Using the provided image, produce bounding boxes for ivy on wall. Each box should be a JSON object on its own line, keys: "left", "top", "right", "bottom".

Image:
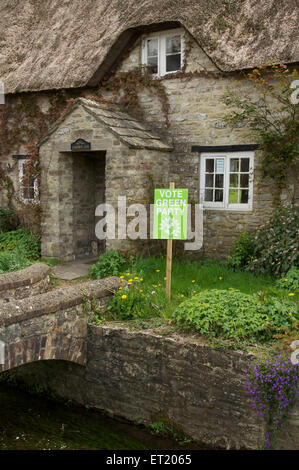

{"left": 222, "top": 64, "right": 299, "bottom": 206}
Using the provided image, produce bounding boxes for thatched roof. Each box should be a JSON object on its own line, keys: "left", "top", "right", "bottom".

{"left": 1, "top": 0, "right": 298, "bottom": 94}
{"left": 38, "top": 98, "right": 173, "bottom": 151}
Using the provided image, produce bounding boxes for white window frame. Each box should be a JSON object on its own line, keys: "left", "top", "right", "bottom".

{"left": 199, "top": 151, "right": 254, "bottom": 211}
{"left": 18, "top": 159, "right": 39, "bottom": 202}
{"left": 141, "top": 28, "right": 185, "bottom": 78}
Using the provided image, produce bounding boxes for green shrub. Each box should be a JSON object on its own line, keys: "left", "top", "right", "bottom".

{"left": 276, "top": 267, "right": 299, "bottom": 293}
{"left": 263, "top": 296, "right": 298, "bottom": 330}
{"left": 0, "top": 229, "right": 41, "bottom": 260}
{"left": 229, "top": 207, "right": 298, "bottom": 277}
{"left": 172, "top": 289, "right": 270, "bottom": 341}
{"left": 248, "top": 207, "right": 298, "bottom": 277}
{"left": 106, "top": 285, "right": 160, "bottom": 320}
{"left": 0, "top": 206, "right": 18, "bottom": 232}
{"left": 228, "top": 231, "right": 255, "bottom": 270}
{"left": 0, "top": 248, "right": 31, "bottom": 274}
{"left": 89, "top": 250, "right": 128, "bottom": 279}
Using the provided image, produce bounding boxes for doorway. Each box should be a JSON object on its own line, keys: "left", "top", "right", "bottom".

{"left": 72, "top": 151, "right": 105, "bottom": 258}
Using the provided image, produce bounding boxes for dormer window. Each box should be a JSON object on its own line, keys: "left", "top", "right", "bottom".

{"left": 142, "top": 29, "right": 185, "bottom": 77}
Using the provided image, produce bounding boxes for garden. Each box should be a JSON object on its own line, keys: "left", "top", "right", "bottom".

{"left": 0, "top": 205, "right": 298, "bottom": 448}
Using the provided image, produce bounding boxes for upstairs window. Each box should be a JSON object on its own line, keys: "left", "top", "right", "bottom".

{"left": 142, "top": 29, "right": 184, "bottom": 77}
{"left": 199, "top": 151, "right": 254, "bottom": 211}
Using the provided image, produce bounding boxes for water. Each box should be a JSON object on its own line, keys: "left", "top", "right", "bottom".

{"left": 0, "top": 384, "right": 209, "bottom": 450}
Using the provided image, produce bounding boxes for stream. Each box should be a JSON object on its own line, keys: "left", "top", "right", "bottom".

{"left": 0, "top": 383, "right": 211, "bottom": 450}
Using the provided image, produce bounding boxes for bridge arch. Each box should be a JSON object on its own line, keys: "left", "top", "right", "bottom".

{"left": 0, "top": 275, "right": 121, "bottom": 372}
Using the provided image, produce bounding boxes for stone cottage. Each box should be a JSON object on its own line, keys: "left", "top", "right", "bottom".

{"left": 0, "top": 0, "right": 298, "bottom": 260}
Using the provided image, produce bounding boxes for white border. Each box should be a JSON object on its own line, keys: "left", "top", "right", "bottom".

{"left": 199, "top": 151, "right": 254, "bottom": 211}
{"left": 141, "top": 28, "right": 185, "bottom": 77}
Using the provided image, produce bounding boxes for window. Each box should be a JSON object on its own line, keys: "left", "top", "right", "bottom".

{"left": 18, "top": 159, "right": 38, "bottom": 201}
{"left": 200, "top": 151, "right": 254, "bottom": 210}
{"left": 142, "top": 29, "right": 184, "bottom": 77}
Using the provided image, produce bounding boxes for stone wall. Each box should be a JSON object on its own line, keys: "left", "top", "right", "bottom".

{"left": 5, "top": 325, "right": 263, "bottom": 449}
{"left": 0, "top": 263, "right": 51, "bottom": 301}
{"left": 5, "top": 323, "right": 299, "bottom": 449}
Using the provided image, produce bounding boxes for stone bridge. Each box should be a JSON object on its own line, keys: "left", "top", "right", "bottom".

{"left": 0, "top": 268, "right": 121, "bottom": 372}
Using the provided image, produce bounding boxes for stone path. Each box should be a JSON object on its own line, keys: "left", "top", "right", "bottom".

{"left": 52, "top": 257, "right": 98, "bottom": 280}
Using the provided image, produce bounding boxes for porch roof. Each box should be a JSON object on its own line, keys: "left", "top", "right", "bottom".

{"left": 38, "top": 98, "right": 173, "bottom": 152}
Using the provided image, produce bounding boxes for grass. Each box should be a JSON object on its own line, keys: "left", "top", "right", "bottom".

{"left": 97, "top": 255, "right": 296, "bottom": 322}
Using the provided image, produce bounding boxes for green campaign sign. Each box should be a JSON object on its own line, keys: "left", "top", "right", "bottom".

{"left": 153, "top": 188, "right": 188, "bottom": 240}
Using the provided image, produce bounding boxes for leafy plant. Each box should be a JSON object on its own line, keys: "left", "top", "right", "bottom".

{"left": 88, "top": 250, "right": 128, "bottom": 279}
{"left": 244, "top": 356, "right": 299, "bottom": 448}
{"left": 0, "top": 206, "right": 18, "bottom": 232}
{"left": 106, "top": 283, "right": 163, "bottom": 321}
{"left": 228, "top": 231, "right": 255, "bottom": 270}
{"left": 276, "top": 267, "right": 299, "bottom": 293}
{"left": 0, "top": 228, "right": 41, "bottom": 260}
{"left": 263, "top": 297, "right": 298, "bottom": 330}
{"left": 172, "top": 288, "right": 270, "bottom": 342}
{"left": 81, "top": 292, "right": 105, "bottom": 325}
{"left": 248, "top": 206, "right": 298, "bottom": 277}
{"left": 222, "top": 64, "right": 299, "bottom": 204}
{"left": 0, "top": 248, "right": 31, "bottom": 274}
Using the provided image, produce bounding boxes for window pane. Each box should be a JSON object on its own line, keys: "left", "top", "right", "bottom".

{"left": 205, "top": 189, "right": 213, "bottom": 202}
{"left": 166, "top": 35, "right": 181, "bottom": 54}
{"left": 166, "top": 54, "right": 181, "bottom": 72}
{"left": 215, "top": 174, "right": 223, "bottom": 188}
{"left": 215, "top": 189, "right": 223, "bottom": 202}
{"left": 147, "top": 56, "right": 158, "bottom": 74}
{"left": 229, "top": 189, "right": 239, "bottom": 203}
{"left": 230, "top": 158, "right": 239, "bottom": 172}
{"left": 215, "top": 158, "right": 224, "bottom": 173}
{"left": 229, "top": 174, "right": 238, "bottom": 188}
{"left": 240, "top": 174, "right": 249, "bottom": 188}
{"left": 240, "top": 189, "right": 249, "bottom": 203}
{"left": 23, "top": 183, "right": 35, "bottom": 200}
{"left": 240, "top": 158, "right": 250, "bottom": 172}
{"left": 205, "top": 174, "right": 214, "bottom": 187}
{"left": 147, "top": 39, "right": 158, "bottom": 57}
{"left": 206, "top": 159, "right": 214, "bottom": 173}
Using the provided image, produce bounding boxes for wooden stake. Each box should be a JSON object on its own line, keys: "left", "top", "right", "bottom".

{"left": 166, "top": 182, "right": 175, "bottom": 299}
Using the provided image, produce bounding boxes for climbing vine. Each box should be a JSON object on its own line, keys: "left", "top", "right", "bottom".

{"left": 222, "top": 64, "right": 299, "bottom": 206}
{"left": 99, "top": 67, "right": 170, "bottom": 126}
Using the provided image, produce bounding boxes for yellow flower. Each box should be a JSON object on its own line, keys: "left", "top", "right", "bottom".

{"left": 140, "top": 278, "right": 143, "bottom": 281}
{"left": 180, "top": 294, "right": 184, "bottom": 298}
{"left": 289, "top": 312, "right": 293, "bottom": 316}
{"left": 288, "top": 293, "right": 295, "bottom": 296}
{"left": 140, "top": 289, "right": 143, "bottom": 293}
{"left": 134, "top": 276, "right": 139, "bottom": 280}
{"left": 121, "top": 294, "right": 127, "bottom": 299}
{"left": 193, "top": 290, "right": 197, "bottom": 294}
{"left": 158, "top": 283, "right": 162, "bottom": 287}
{"left": 126, "top": 272, "right": 130, "bottom": 276}
{"left": 191, "top": 280, "right": 195, "bottom": 283}
{"left": 284, "top": 279, "right": 288, "bottom": 282}
{"left": 119, "top": 286, "right": 122, "bottom": 290}
{"left": 164, "top": 277, "right": 167, "bottom": 281}
{"left": 219, "top": 276, "right": 223, "bottom": 280}
{"left": 120, "top": 275, "right": 125, "bottom": 279}
{"left": 156, "top": 269, "right": 160, "bottom": 272}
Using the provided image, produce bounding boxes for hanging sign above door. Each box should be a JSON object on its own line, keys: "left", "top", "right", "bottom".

{"left": 71, "top": 138, "right": 91, "bottom": 151}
